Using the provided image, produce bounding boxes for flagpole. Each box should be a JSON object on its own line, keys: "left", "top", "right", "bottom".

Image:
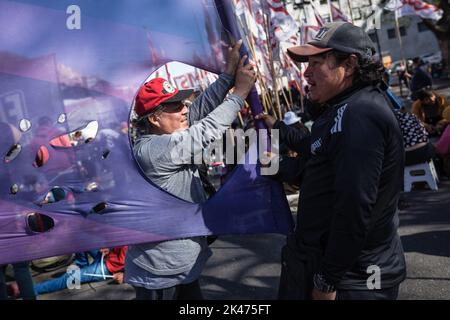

{"left": 394, "top": 8, "right": 407, "bottom": 66}
{"left": 346, "top": 0, "right": 354, "bottom": 22}
{"left": 240, "top": 0, "right": 272, "bottom": 110}
{"left": 241, "top": 21, "right": 273, "bottom": 115}
{"left": 327, "top": 0, "right": 334, "bottom": 22}
{"left": 237, "top": 108, "right": 244, "bottom": 128}
{"left": 299, "top": 83, "right": 305, "bottom": 113}
{"left": 368, "top": 0, "right": 383, "bottom": 61}
{"left": 234, "top": 9, "right": 272, "bottom": 115}
{"left": 263, "top": 11, "right": 282, "bottom": 120}
{"left": 279, "top": 79, "right": 292, "bottom": 111}
{"left": 287, "top": 82, "right": 294, "bottom": 106}
{"left": 373, "top": 29, "right": 383, "bottom": 62}
{"left": 214, "top": 0, "right": 267, "bottom": 131}
{"left": 164, "top": 63, "right": 173, "bottom": 85}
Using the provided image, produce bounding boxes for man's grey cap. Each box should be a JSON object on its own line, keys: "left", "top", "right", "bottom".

{"left": 287, "top": 22, "right": 376, "bottom": 62}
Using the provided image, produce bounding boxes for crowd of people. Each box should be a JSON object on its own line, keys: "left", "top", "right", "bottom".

{"left": 390, "top": 56, "right": 437, "bottom": 100}
{"left": 2, "top": 21, "right": 450, "bottom": 301}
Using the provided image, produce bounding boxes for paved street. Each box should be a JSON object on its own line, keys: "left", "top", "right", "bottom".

{"left": 397, "top": 181, "right": 450, "bottom": 299}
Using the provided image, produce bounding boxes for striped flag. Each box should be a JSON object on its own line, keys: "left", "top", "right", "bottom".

{"left": 267, "top": 0, "right": 300, "bottom": 56}
{"left": 330, "top": 3, "right": 352, "bottom": 23}
{"left": 311, "top": 1, "right": 326, "bottom": 27}
{"left": 298, "top": 2, "right": 325, "bottom": 45}
{"left": 233, "top": 0, "right": 274, "bottom": 88}
{"left": 385, "top": 0, "right": 443, "bottom": 21}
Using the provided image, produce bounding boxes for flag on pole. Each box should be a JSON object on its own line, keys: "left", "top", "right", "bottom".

{"left": 267, "top": 0, "right": 300, "bottom": 70}
{"left": 233, "top": 0, "right": 274, "bottom": 88}
{"left": 311, "top": 1, "right": 326, "bottom": 27}
{"left": 361, "top": 3, "right": 384, "bottom": 32}
{"left": 233, "top": 0, "right": 300, "bottom": 88}
{"left": 385, "top": 0, "right": 443, "bottom": 21}
{"left": 293, "top": 2, "right": 326, "bottom": 92}
{"left": 330, "top": 3, "right": 352, "bottom": 22}
{"left": 299, "top": 1, "right": 325, "bottom": 44}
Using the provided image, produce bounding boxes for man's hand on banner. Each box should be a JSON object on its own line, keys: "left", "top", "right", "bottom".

{"left": 255, "top": 113, "right": 277, "bottom": 129}
{"left": 225, "top": 39, "right": 243, "bottom": 76}
{"left": 233, "top": 56, "right": 257, "bottom": 100}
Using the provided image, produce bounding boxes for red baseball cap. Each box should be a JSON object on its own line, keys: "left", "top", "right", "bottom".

{"left": 135, "top": 78, "right": 193, "bottom": 118}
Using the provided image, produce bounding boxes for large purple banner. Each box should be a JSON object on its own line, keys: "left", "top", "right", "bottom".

{"left": 0, "top": 0, "right": 293, "bottom": 265}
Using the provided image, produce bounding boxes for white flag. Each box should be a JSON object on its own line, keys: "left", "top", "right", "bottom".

{"left": 267, "top": 0, "right": 299, "bottom": 48}
{"left": 385, "top": 0, "right": 443, "bottom": 21}
{"left": 233, "top": 0, "right": 274, "bottom": 88}
{"left": 361, "top": 4, "right": 384, "bottom": 31}
{"left": 331, "top": 3, "right": 351, "bottom": 23}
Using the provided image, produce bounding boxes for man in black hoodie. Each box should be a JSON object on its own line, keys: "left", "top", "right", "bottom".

{"left": 257, "top": 22, "right": 406, "bottom": 300}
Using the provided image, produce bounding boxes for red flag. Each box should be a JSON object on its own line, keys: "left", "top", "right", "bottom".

{"left": 331, "top": 3, "right": 352, "bottom": 23}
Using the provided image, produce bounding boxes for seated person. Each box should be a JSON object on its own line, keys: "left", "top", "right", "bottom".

{"left": 435, "top": 124, "right": 450, "bottom": 177}
{"left": 9, "top": 247, "right": 127, "bottom": 297}
{"left": 393, "top": 109, "right": 435, "bottom": 166}
{"left": 411, "top": 90, "right": 450, "bottom": 136}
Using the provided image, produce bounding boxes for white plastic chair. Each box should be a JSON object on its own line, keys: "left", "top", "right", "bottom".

{"left": 404, "top": 160, "right": 439, "bottom": 192}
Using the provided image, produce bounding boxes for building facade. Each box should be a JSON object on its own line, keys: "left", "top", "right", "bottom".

{"left": 286, "top": 0, "right": 441, "bottom": 64}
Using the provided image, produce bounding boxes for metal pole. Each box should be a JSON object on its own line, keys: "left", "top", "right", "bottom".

{"left": 368, "top": 0, "right": 382, "bottom": 60}
{"left": 346, "top": 0, "right": 354, "bottom": 22}
{"left": 374, "top": 29, "right": 383, "bottom": 61}
{"left": 394, "top": 8, "right": 406, "bottom": 66}
{"left": 327, "top": 0, "right": 333, "bottom": 22}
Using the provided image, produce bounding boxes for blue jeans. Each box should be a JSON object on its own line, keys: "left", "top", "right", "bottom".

{"left": 0, "top": 262, "right": 36, "bottom": 300}
{"left": 34, "top": 251, "right": 111, "bottom": 295}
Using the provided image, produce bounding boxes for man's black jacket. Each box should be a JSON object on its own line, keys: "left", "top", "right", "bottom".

{"left": 275, "top": 84, "right": 407, "bottom": 290}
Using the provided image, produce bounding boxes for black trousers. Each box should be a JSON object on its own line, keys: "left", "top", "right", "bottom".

{"left": 278, "top": 234, "right": 401, "bottom": 301}
{"left": 337, "top": 285, "right": 399, "bottom": 300}
{"left": 405, "top": 143, "right": 435, "bottom": 166}
{"left": 134, "top": 280, "right": 203, "bottom": 300}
